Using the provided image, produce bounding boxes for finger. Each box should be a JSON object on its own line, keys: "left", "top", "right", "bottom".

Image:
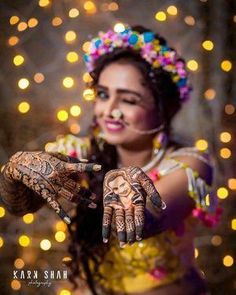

{"left": 17, "top": 165, "right": 71, "bottom": 224}
{"left": 132, "top": 168, "right": 163, "bottom": 209}
{"left": 125, "top": 207, "right": 135, "bottom": 244}
{"left": 48, "top": 152, "right": 75, "bottom": 162}
{"left": 102, "top": 206, "right": 113, "bottom": 243}
{"left": 57, "top": 180, "right": 97, "bottom": 208}
{"left": 134, "top": 204, "right": 145, "bottom": 241}
{"left": 115, "top": 208, "right": 126, "bottom": 247}
{"left": 64, "top": 162, "right": 102, "bottom": 173}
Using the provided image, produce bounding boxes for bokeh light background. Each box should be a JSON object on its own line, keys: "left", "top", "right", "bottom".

{"left": 0, "top": 0, "right": 235, "bottom": 294}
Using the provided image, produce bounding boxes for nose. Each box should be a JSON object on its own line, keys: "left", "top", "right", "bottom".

{"left": 103, "top": 94, "right": 118, "bottom": 118}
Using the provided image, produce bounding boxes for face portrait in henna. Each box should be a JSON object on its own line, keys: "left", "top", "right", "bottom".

{"left": 106, "top": 171, "right": 134, "bottom": 209}
{"left": 102, "top": 166, "right": 165, "bottom": 247}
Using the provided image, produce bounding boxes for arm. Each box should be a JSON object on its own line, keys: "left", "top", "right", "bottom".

{"left": 145, "top": 154, "right": 213, "bottom": 234}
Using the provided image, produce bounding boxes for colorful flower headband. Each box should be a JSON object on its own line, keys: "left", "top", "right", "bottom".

{"left": 84, "top": 26, "right": 192, "bottom": 102}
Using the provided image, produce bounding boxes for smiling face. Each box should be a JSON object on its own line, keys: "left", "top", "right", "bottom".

{"left": 108, "top": 175, "right": 132, "bottom": 198}
{"left": 94, "top": 62, "right": 161, "bottom": 148}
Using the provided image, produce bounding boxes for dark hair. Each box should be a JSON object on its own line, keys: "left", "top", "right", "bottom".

{"left": 67, "top": 25, "right": 183, "bottom": 295}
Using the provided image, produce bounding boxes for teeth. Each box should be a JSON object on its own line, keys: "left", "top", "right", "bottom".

{"left": 106, "top": 123, "right": 123, "bottom": 130}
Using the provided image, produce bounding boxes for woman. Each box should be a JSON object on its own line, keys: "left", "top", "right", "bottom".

{"left": 0, "top": 25, "right": 220, "bottom": 295}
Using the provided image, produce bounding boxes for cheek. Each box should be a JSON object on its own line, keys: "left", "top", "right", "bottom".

{"left": 125, "top": 107, "right": 151, "bottom": 125}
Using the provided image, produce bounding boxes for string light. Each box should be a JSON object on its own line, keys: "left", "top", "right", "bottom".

{"left": 11, "top": 280, "right": 21, "bottom": 290}
{"left": 59, "top": 290, "right": 71, "bottom": 295}
{"left": 0, "top": 207, "right": 6, "bottom": 218}
{"left": 64, "top": 31, "right": 77, "bottom": 43}
{"left": 17, "top": 22, "right": 28, "bottom": 31}
{"left": 28, "top": 18, "right": 38, "bottom": 28}
{"left": 187, "top": 59, "right": 199, "bottom": 71}
{"left": 83, "top": 72, "right": 93, "bottom": 83}
{"left": 55, "top": 231, "right": 66, "bottom": 242}
{"left": 217, "top": 187, "right": 229, "bottom": 199}
{"left": 40, "top": 239, "right": 51, "bottom": 250}
{"left": 228, "top": 179, "right": 236, "bottom": 190}
{"left": 66, "top": 51, "right": 79, "bottom": 63}
{"left": 83, "top": 88, "right": 95, "bottom": 101}
{"left": 194, "top": 248, "right": 199, "bottom": 258}
{"left": 0, "top": 236, "right": 4, "bottom": 248}
{"left": 223, "top": 255, "right": 234, "bottom": 267}
{"left": 52, "top": 17, "right": 63, "bottom": 26}
{"left": 10, "top": 16, "right": 20, "bottom": 25}
{"left": 70, "top": 123, "right": 81, "bottom": 134}
{"left": 221, "top": 60, "right": 232, "bottom": 72}
{"left": 224, "top": 104, "right": 235, "bottom": 115}
{"left": 184, "top": 16, "right": 195, "bottom": 26}
{"left": 211, "top": 235, "right": 222, "bottom": 246}
{"left": 22, "top": 213, "right": 34, "bottom": 224}
{"left": 57, "top": 110, "right": 69, "bottom": 122}
{"left": 155, "top": 11, "right": 167, "bottom": 21}
{"left": 114, "top": 23, "right": 125, "bottom": 33}
{"left": 14, "top": 258, "right": 25, "bottom": 269}
{"left": 18, "top": 235, "right": 31, "bottom": 247}
{"left": 18, "top": 78, "right": 30, "bottom": 90}
{"left": 63, "top": 77, "right": 74, "bottom": 88}
{"left": 13, "top": 55, "right": 24, "bottom": 66}
{"left": 38, "top": 0, "right": 50, "bottom": 7}
{"left": 8, "top": 36, "right": 19, "bottom": 46}
{"left": 204, "top": 88, "right": 216, "bottom": 100}
{"left": 220, "top": 132, "right": 231, "bottom": 143}
{"left": 220, "top": 148, "right": 231, "bottom": 159}
{"left": 195, "top": 139, "right": 208, "bottom": 151}
{"left": 34, "top": 73, "right": 45, "bottom": 83}
{"left": 231, "top": 219, "right": 236, "bottom": 230}
{"left": 70, "top": 105, "right": 81, "bottom": 117}
{"left": 167, "top": 6, "right": 178, "bottom": 16}
{"left": 82, "top": 41, "right": 91, "bottom": 53}
{"left": 55, "top": 221, "right": 67, "bottom": 232}
{"left": 18, "top": 101, "right": 30, "bottom": 114}
{"left": 84, "top": 1, "right": 97, "bottom": 14}
{"left": 69, "top": 8, "right": 80, "bottom": 18}
{"left": 202, "top": 40, "right": 214, "bottom": 51}
{"left": 108, "top": 2, "right": 119, "bottom": 11}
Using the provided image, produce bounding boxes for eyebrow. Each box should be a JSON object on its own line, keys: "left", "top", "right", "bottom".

{"left": 96, "top": 84, "right": 143, "bottom": 100}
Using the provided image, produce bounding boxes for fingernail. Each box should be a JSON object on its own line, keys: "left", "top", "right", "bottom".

{"left": 103, "top": 238, "right": 108, "bottom": 243}
{"left": 136, "top": 236, "right": 142, "bottom": 241}
{"left": 63, "top": 216, "right": 71, "bottom": 224}
{"left": 93, "top": 164, "right": 102, "bottom": 171}
{"left": 120, "top": 242, "right": 126, "bottom": 248}
{"left": 79, "top": 158, "right": 88, "bottom": 163}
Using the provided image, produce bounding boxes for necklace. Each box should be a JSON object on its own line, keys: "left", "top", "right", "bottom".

{"left": 117, "top": 132, "right": 169, "bottom": 173}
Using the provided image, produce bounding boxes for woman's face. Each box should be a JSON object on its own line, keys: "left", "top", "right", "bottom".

{"left": 94, "top": 62, "right": 161, "bottom": 148}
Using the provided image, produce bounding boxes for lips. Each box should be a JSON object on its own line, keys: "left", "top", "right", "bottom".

{"left": 104, "top": 119, "right": 125, "bottom": 132}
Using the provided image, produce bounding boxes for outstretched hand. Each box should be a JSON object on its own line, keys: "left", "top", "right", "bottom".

{"left": 3, "top": 151, "right": 101, "bottom": 224}
{"left": 102, "top": 166, "right": 165, "bottom": 247}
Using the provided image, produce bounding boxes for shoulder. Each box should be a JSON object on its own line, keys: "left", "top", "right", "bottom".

{"left": 45, "top": 134, "right": 91, "bottom": 159}
{"left": 161, "top": 146, "right": 213, "bottom": 185}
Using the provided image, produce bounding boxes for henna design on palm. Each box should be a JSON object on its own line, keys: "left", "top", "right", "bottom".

{"left": 102, "top": 167, "right": 164, "bottom": 247}
{"left": 3, "top": 151, "right": 101, "bottom": 224}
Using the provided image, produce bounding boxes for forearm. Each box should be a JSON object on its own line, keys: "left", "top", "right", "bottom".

{"left": 0, "top": 166, "right": 46, "bottom": 216}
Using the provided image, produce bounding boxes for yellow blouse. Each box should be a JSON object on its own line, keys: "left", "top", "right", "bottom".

{"left": 46, "top": 134, "right": 217, "bottom": 294}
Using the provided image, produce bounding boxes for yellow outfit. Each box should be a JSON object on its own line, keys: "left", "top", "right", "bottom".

{"left": 46, "top": 134, "right": 217, "bottom": 294}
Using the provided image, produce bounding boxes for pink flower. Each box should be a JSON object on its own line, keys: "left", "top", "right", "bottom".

{"left": 150, "top": 267, "right": 167, "bottom": 280}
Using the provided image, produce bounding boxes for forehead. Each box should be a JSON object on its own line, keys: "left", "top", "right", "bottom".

{"left": 98, "top": 63, "right": 146, "bottom": 91}
{"left": 109, "top": 175, "right": 126, "bottom": 185}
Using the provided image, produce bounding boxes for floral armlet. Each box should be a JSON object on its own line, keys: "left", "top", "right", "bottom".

{"left": 148, "top": 157, "right": 222, "bottom": 227}
{"left": 45, "top": 134, "right": 91, "bottom": 159}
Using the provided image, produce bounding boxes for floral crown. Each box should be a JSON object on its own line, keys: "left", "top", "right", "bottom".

{"left": 84, "top": 26, "right": 192, "bottom": 102}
